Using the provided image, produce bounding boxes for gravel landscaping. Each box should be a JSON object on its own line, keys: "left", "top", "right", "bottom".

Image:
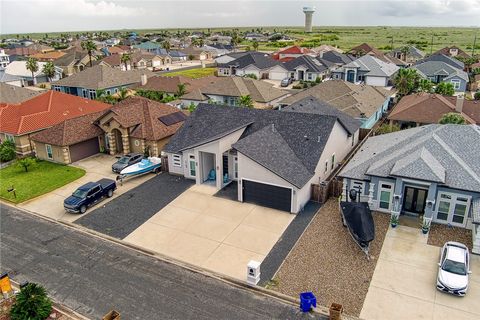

{"left": 272, "top": 199, "right": 389, "bottom": 317}
{"left": 427, "top": 223, "right": 472, "bottom": 250}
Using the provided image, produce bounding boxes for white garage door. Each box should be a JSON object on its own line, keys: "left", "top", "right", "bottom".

{"left": 269, "top": 71, "right": 287, "bottom": 80}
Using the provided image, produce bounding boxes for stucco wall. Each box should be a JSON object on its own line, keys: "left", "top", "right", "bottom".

{"left": 35, "top": 142, "right": 67, "bottom": 163}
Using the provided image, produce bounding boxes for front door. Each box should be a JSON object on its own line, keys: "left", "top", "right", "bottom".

{"left": 402, "top": 187, "right": 428, "bottom": 215}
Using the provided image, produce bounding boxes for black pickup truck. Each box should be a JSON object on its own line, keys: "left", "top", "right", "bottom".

{"left": 64, "top": 179, "right": 116, "bottom": 214}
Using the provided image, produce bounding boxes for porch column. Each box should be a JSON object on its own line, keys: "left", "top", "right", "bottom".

{"left": 62, "top": 147, "right": 71, "bottom": 164}
{"left": 368, "top": 183, "right": 375, "bottom": 208}
{"left": 107, "top": 132, "right": 116, "bottom": 156}
{"left": 392, "top": 179, "right": 403, "bottom": 214}
{"left": 121, "top": 133, "right": 130, "bottom": 154}
{"left": 215, "top": 153, "right": 222, "bottom": 190}
{"left": 341, "top": 178, "right": 348, "bottom": 201}
{"left": 152, "top": 142, "right": 158, "bottom": 157}
{"left": 141, "top": 140, "right": 146, "bottom": 155}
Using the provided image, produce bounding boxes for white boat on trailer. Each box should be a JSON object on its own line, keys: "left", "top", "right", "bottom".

{"left": 116, "top": 157, "right": 162, "bottom": 183}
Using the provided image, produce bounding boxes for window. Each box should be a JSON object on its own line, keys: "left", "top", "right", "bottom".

{"left": 351, "top": 180, "right": 366, "bottom": 195}
{"left": 234, "top": 156, "right": 238, "bottom": 179}
{"left": 46, "top": 144, "right": 53, "bottom": 159}
{"left": 331, "top": 153, "right": 335, "bottom": 170}
{"left": 307, "top": 73, "right": 313, "bottom": 81}
{"left": 81, "top": 89, "right": 88, "bottom": 98}
{"left": 436, "top": 192, "right": 470, "bottom": 226}
{"left": 450, "top": 79, "right": 460, "bottom": 90}
{"left": 324, "top": 160, "right": 328, "bottom": 173}
{"left": 189, "top": 155, "right": 196, "bottom": 177}
{"left": 172, "top": 154, "right": 181, "bottom": 167}
{"left": 378, "top": 182, "right": 394, "bottom": 211}
{"left": 358, "top": 75, "right": 365, "bottom": 81}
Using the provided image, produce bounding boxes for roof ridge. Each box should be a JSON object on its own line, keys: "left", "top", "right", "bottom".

{"left": 433, "top": 128, "right": 480, "bottom": 185}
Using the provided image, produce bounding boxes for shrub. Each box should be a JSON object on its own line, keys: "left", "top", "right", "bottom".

{"left": 0, "top": 140, "right": 16, "bottom": 162}
{"left": 292, "top": 84, "right": 303, "bottom": 89}
{"left": 10, "top": 283, "right": 52, "bottom": 320}
{"left": 16, "top": 157, "right": 37, "bottom": 172}
{"left": 439, "top": 112, "right": 466, "bottom": 124}
{"left": 315, "top": 76, "right": 321, "bottom": 84}
{"left": 376, "top": 123, "right": 400, "bottom": 135}
{"left": 244, "top": 73, "right": 257, "bottom": 80}
{"left": 474, "top": 91, "right": 480, "bottom": 100}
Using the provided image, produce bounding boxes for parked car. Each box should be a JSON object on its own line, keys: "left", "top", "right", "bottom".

{"left": 64, "top": 179, "right": 117, "bottom": 214}
{"left": 112, "top": 153, "right": 144, "bottom": 173}
{"left": 436, "top": 241, "right": 471, "bottom": 296}
{"left": 281, "top": 77, "right": 293, "bottom": 87}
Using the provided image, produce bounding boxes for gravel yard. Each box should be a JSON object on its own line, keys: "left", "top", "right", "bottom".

{"left": 272, "top": 199, "right": 389, "bottom": 317}
{"left": 427, "top": 223, "right": 472, "bottom": 250}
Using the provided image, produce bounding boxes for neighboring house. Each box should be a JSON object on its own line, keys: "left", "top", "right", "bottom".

{"left": 169, "top": 50, "right": 188, "bottom": 61}
{"left": 416, "top": 53, "right": 464, "bottom": 69}
{"left": 103, "top": 38, "right": 120, "bottom": 47}
{"left": 434, "top": 46, "right": 471, "bottom": 59}
{"left": 180, "top": 46, "right": 214, "bottom": 60}
{"left": 279, "top": 80, "right": 394, "bottom": 129}
{"left": 388, "top": 93, "right": 479, "bottom": 127}
{"left": 214, "top": 51, "right": 250, "bottom": 65}
{"left": 412, "top": 57, "right": 469, "bottom": 92}
{"left": 203, "top": 44, "right": 234, "bottom": 57}
{"left": 0, "top": 82, "right": 42, "bottom": 103}
{"left": 331, "top": 55, "right": 399, "bottom": 87}
{"left": 133, "top": 42, "right": 170, "bottom": 56}
{"left": 311, "top": 45, "right": 343, "bottom": 55}
{"left": 388, "top": 46, "right": 425, "bottom": 64}
{"left": 28, "top": 51, "right": 66, "bottom": 62}
{"left": 272, "top": 46, "right": 314, "bottom": 61}
{"left": 0, "top": 91, "right": 110, "bottom": 156}
{"left": 283, "top": 55, "right": 329, "bottom": 81}
{"left": 217, "top": 51, "right": 280, "bottom": 78}
{"left": 52, "top": 65, "right": 155, "bottom": 100}
{"left": 348, "top": 43, "right": 407, "bottom": 67}
{"left": 244, "top": 33, "right": 268, "bottom": 41}
{"left": 164, "top": 103, "right": 358, "bottom": 213}
{"left": 338, "top": 124, "right": 480, "bottom": 235}
{"left": 31, "top": 96, "right": 186, "bottom": 163}
{"left": 100, "top": 52, "right": 170, "bottom": 71}
{"left": 54, "top": 49, "right": 90, "bottom": 76}
{"left": 317, "top": 50, "right": 355, "bottom": 70}
{"left": 182, "top": 76, "right": 289, "bottom": 108}
{"left": 471, "top": 74, "right": 480, "bottom": 92}
{"left": 0, "top": 60, "right": 62, "bottom": 86}
{"left": 134, "top": 75, "right": 219, "bottom": 97}
{"left": 0, "top": 50, "right": 10, "bottom": 69}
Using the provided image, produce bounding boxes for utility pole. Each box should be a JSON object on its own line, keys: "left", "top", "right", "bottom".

{"left": 473, "top": 34, "right": 477, "bottom": 56}
{"left": 390, "top": 36, "right": 394, "bottom": 50}
{"left": 430, "top": 34, "right": 434, "bottom": 55}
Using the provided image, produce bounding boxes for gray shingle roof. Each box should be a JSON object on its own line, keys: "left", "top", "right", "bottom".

{"left": 318, "top": 50, "right": 355, "bottom": 66}
{"left": 412, "top": 60, "right": 468, "bottom": 82}
{"left": 220, "top": 52, "right": 280, "bottom": 69}
{"left": 0, "top": 83, "right": 43, "bottom": 104}
{"left": 284, "top": 56, "right": 328, "bottom": 73}
{"left": 472, "top": 198, "right": 480, "bottom": 224}
{"left": 416, "top": 54, "right": 464, "bottom": 70}
{"left": 165, "top": 104, "right": 341, "bottom": 188}
{"left": 341, "top": 55, "right": 399, "bottom": 77}
{"left": 282, "top": 96, "right": 360, "bottom": 135}
{"left": 339, "top": 124, "right": 480, "bottom": 192}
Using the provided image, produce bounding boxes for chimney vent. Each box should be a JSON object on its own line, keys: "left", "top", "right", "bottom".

{"left": 141, "top": 74, "right": 148, "bottom": 86}
{"left": 271, "top": 124, "right": 275, "bottom": 132}
{"left": 455, "top": 95, "right": 464, "bottom": 113}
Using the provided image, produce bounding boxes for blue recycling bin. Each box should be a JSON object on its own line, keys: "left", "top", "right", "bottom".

{"left": 299, "top": 292, "right": 316, "bottom": 312}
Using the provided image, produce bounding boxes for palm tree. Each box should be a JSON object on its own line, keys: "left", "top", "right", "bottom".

{"left": 252, "top": 40, "right": 259, "bottom": 51}
{"left": 175, "top": 83, "right": 187, "bottom": 97}
{"left": 239, "top": 95, "right": 254, "bottom": 108}
{"left": 435, "top": 82, "right": 455, "bottom": 96}
{"left": 120, "top": 53, "right": 131, "bottom": 70}
{"left": 418, "top": 79, "right": 433, "bottom": 93}
{"left": 81, "top": 40, "right": 97, "bottom": 67}
{"left": 394, "top": 68, "right": 419, "bottom": 96}
{"left": 117, "top": 88, "right": 129, "bottom": 101}
{"left": 42, "top": 61, "right": 55, "bottom": 83}
{"left": 162, "top": 40, "right": 171, "bottom": 51}
{"left": 26, "top": 57, "right": 39, "bottom": 85}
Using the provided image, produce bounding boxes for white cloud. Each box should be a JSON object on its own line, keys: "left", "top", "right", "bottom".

{"left": 377, "top": 0, "right": 480, "bottom": 17}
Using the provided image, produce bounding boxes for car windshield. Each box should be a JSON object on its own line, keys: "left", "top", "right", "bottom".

{"left": 442, "top": 259, "right": 467, "bottom": 275}
{"left": 117, "top": 157, "right": 130, "bottom": 164}
{"left": 72, "top": 189, "right": 88, "bottom": 199}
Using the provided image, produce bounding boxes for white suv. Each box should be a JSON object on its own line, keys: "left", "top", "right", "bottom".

{"left": 436, "top": 241, "right": 471, "bottom": 296}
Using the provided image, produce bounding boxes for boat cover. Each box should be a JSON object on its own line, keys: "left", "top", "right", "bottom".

{"left": 340, "top": 201, "right": 375, "bottom": 248}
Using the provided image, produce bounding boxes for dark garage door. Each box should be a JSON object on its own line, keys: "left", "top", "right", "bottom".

{"left": 69, "top": 138, "right": 100, "bottom": 162}
{"left": 242, "top": 180, "right": 292, "bottom": 212}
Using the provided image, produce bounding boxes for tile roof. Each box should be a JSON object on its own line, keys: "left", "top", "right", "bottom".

{"left": 165, "top": 103, "right": 342, "bottom": 188}
{"left": 282, "top": 96, "right": 361, "bottom": 135}
{"left": 29, "top": 51, "right": 66, "bottom": 61}
{"left": 339, "top": 124, "right": 480, "bottom": 192}
{"left": 200, "top": 77, "right": 288, "bottom": 103}
{"left": 100, "top": 96, "right": 185, "bottom": 141}
{"left": 0, "top": 83, "right": 43, "bottom": 104}
{"left": 30, "top": 111, "right": 107, "bottom": 146}
{"left": 388, "top": 93, "right": 479, "bottom": 124}
{"left": 280, "top": 80, "right": 393, "bottom": 119}
{"left": 0, "top": 90, "right": 111, "bottom": 135}
{"left": 53, "top": 65, "right": 154, "bottom": 90}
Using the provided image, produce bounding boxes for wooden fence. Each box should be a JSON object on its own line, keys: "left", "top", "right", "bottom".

{"left": 161, "top": 155, "right": 169, "bottom": 173}
{"left": 311, "top": 178, "right": 343, "bottom": 204}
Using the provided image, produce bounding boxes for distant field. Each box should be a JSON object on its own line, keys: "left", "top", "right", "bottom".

{"left": 160, "top": 67, "right": 216, "bottom": 79}
{"left": 3, "top": 26, "right": 479, "bottom": 53}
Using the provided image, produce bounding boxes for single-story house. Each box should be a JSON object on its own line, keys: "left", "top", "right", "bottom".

{"left": 134, "top": 75, "right": 219, "bottom": 98}
{"left": 0, "top": 61, "right": 62, "bottom": 86}
{"left": 348, "top": 43, "right": 407, "bottom": 67}
{"left": 214, "top": 52, "right": 250, "bottom": 65}
{"left": 272, "top": 46, "right": 314, "bottom": 61}
{"left": 164, "top": 102, "right": 359, "bottom": 213}
{"left": 100, "top": 52, "right": 171, "bottom": 71}
{"left": 434, "top": 46, "right": 471, "bottom": 59}
{"left": 0, "top": 82, "right": 42, "bottom": 104}
{"left": 331, "top": 55, "right": 400, "bottom": 87}
{"left": 31, "top": 96, "right": 186, "bottom": 163}
{"left": 388, "top": 93, "right": 479, "bottom": 127}
{"left": 180, "top": 47, "right": 213, "bottom": 60}
{"left": 317, "top": 50, "right": 355, "bottom": 70}
{"left": 0, "top": 91, "right": 110, "bottom": 156}
{"left": 279, "top": 80, "right": 394, "bottom": 129}
{"left": 338, "top": 125, "right": 480, "bottom": 243}
{"left": 203, "top": 44, "right": 234, "bottom": 57}
{"left": 283, "top": 55, "right": 329, "bottom": 81}
{"left": 169, "top": 51, "right": 188, "bottom": 61}
{"left": 181, "top": 76, "right": 289, "bottom": 109}
{"left": 52, "top": 65, "right": 155, "bottom": 99}
{"left": 28, "top": 51, "right": 67, "bottom": 62}
{"left": 387, "top": 46, "right": 425, "bottom": 64}
{"left": 54, "top": 49, "right": 90, "bottom": 76}
{"left": 412, "top": 56, "right": 468, "bottom": 92}
{"left": 217, "top": 51, "right": 280, "bottom": 78}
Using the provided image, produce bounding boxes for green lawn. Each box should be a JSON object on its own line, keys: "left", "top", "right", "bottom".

{"left": 0, "top": 161, "right": 85, "bottom": 203}
{"left": 159, "top": 67, "right": 216, "bottom": 79}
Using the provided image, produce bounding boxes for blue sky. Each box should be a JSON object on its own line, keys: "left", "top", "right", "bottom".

{"left": 1, "top": 0, "right": 479, "bottom": 34}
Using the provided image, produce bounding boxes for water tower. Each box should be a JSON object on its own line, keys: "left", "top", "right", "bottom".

{"left": 303, "top": 6, "right": 315, "bottom": 33}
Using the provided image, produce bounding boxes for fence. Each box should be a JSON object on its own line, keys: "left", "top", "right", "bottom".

{"left": 311, "top": 178, "right": 343, "bottom": 204}
{"left": 161, "top": 155, "right": 169, "bottom": 173}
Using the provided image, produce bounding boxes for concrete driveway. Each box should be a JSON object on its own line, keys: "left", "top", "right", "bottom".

{"left": 18, "top": 154, "right": 153, "bottom": 223}
{"left": 361, "top": 225, "right": 480, "bottom": 320}
{"left": 124, "top": 184, "right": 295, "bottom": 281}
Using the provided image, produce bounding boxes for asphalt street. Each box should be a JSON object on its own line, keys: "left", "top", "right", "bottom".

{"left": 0, "top": 204, "right": 323, "bottom": 320}
{"left": 76, "top": 173, "right": 194, "bottom": 239}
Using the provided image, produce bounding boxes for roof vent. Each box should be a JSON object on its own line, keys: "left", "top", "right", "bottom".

{"left": 317, "top": 136, "right": 321, "bottom": 143}
{"left": 271, "top": 124, "right": 275, "bottom": 132}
